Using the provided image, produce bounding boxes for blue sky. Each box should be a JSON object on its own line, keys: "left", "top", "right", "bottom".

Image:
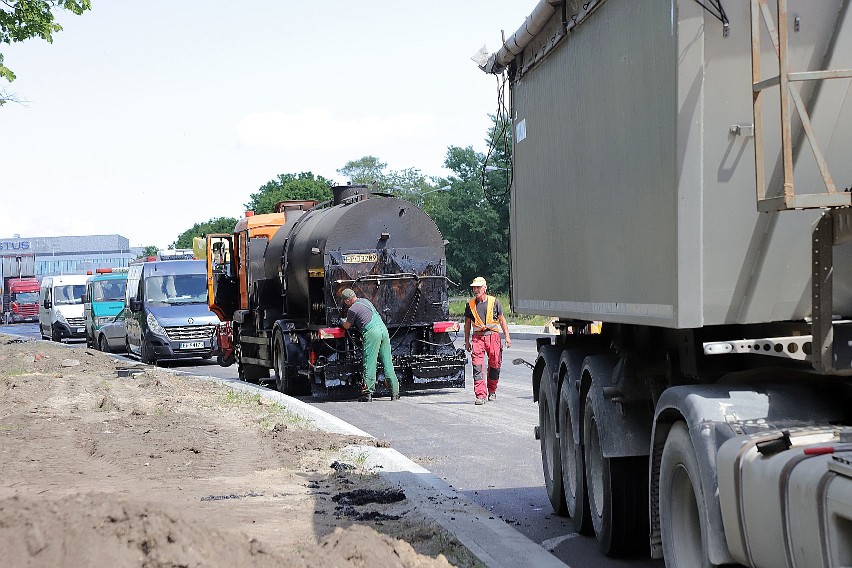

{"left": 2, "top": 1, "right": 533, "bottom": 248}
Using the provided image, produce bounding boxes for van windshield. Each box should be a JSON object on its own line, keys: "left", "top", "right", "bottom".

{"left": 55, "top": 285, "right": 85, "bottom": 305}
{"left": 145, "top": 274, "right": 208, "bottom": 305}
{"left": 93, "top": 279, "right": 127, "bottom": 302}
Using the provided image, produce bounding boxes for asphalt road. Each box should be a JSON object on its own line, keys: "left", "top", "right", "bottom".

{"left": 1, "top": 322, "right": 663, "bottom": 567}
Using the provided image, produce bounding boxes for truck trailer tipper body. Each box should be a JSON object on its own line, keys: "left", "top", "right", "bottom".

{"left": 481, "top": 1, "right": 852, "bottom": 566}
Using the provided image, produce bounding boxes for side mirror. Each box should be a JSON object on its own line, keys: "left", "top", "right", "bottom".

{"left": 129, "top": 299, "right": 142, "bottom": 312}
{"left": 43, "top": 299, "right": 51, "bottom": 309}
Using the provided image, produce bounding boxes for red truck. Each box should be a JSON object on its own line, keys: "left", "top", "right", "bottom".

{"left": 2, "top": 277, "right": 40, "bottom": 323}
{"left": 1, "top": 253, "right": 38, "bottom": 324}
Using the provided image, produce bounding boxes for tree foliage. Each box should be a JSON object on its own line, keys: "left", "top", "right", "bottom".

{"left": 426, "top": 115, "right": 512, "bottom": 294}
{"left": 337, "top": 156, "right": 431, "bottom": 195}
{"left": 172, "top": 217, "right": 239, "bottom": 249}
{"left": 244, "top": 172, "right": 334, "bottom": 215}
{"left": 135, "top": 245, "right": 159, "bottom": 260}
{"left": 1, "top": 0, "right": 91, "bottom": 104}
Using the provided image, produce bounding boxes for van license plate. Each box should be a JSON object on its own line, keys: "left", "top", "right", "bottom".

{"left": 76, "top": 327, "right": 85, "bottom": 333}
{"left": 179, "top": 341, "right": 205, "bottom": 350}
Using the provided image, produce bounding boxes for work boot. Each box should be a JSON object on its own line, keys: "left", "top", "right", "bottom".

{"left": 488, "top": 392, "right": 496, "bottom": 401}
{"left": 475, "top": 397, "right": 486, "bottom": 405}
{"left": 391, "top": 393, "right": 400, "bottom": 401}
{"left": 359, "top": 393, "right": 373, "bottom": 402}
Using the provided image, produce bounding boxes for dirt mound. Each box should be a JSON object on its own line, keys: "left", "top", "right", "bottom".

{"left": 0, "top": 336, "right": 476, "bottom": 567}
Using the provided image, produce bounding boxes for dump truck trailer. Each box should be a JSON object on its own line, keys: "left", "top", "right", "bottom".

{"left": 481, "top": 1, "right": 852, "bottom": 566}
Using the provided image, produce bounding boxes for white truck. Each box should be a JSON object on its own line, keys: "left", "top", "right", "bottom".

{"left": 480, "top": 1, "right": 852, "bottom": 566}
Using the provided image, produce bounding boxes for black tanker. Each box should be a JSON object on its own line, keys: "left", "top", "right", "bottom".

{"left": 207, "top": 185, "right": 466, "bottom": 397}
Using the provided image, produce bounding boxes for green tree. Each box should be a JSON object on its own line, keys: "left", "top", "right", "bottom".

{"left": 1, "top": 0, "right": 91, "bottom": 104}
{"left": 136, "top": 245, "right": 159, "bottom": 260}
{"left": 337, "top": 156, "right": 386, "bottom": 187}
{"left": 428, "top": 115, "right": 512, "bottom": 294}
{"left": 172, "top": 217, "right": 239, "bottom": 249}
{"left": 337, "top": 156, "right": 431, "bottom": 195}
{"left": 244, "top": 172, "right": 334, "bottom": 214}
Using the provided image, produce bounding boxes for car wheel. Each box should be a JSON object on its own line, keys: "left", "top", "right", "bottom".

{"left": 141, "top": 340, "right": 155, "bottom": 365}
{"left": 98, "top": 334, "right": 111, "bottom": 353}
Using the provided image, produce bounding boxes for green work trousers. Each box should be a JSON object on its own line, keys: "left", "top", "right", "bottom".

{"left": 362, "top": 314, "right": 399, "bottom": 396}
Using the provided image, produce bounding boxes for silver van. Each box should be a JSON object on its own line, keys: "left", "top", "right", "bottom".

{"left": 39, "top": 274, "right": 89, "bottom": 342}
{"left": 125, "top": 260, "right": 219, "bottom": 364}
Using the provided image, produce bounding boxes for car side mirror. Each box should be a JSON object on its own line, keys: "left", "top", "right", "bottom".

{"left": 43, "top": 299, "right": 51, "bottom": 309}
{"left": 129, "top": 299, "right": 142, "bottom": 312}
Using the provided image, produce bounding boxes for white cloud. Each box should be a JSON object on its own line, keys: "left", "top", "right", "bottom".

{"left": 235, "top": 107, "right": 435, "bottom": 151}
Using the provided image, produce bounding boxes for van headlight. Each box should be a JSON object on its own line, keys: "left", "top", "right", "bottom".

{"left": 96, "top": 316, "right": 113, "bottom": 327}
{"left": 56, "top": 312, "right": 68, "bottom": 325}
{"left": 146, "top": 313, "right": 167, "bottom": 337}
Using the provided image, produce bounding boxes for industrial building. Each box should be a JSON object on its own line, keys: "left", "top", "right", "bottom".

{"left": 0, "top": 234, "right": 140, "bottom": 277}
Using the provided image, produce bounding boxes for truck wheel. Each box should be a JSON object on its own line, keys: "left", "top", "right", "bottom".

{"left": 660, "top": 421, "right": 712, "bottom": 568}
{"left": 51, "top": 325, "right": 60, "bottom": 342}
{"left": 559, "top": 378, "right": 592, "bottom": 534}
{"left": 273, "top": 331, "right": 290, "bottom": 393}
{"left": 538, "top": 363, "right": 567, "bottom": 515}
{"left": 584, "top": 396, "right": 648, "bottom": 555}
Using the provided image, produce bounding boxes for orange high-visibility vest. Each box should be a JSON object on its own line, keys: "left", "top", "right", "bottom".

{"left": 468, "top": 296, "right": 500, "bottom": 332}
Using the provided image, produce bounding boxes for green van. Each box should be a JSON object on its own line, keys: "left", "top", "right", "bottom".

{"left": 83, "top": 270, "right": 128, "bottom": 349}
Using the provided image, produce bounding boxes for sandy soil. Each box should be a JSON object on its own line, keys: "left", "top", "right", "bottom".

{"left": 0, "top": 334, "right": 480, "bottom": 567}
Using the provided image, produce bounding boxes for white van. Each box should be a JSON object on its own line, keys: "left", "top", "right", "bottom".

{"left": 39, "top": 274, "right": 89, "bottom": 342}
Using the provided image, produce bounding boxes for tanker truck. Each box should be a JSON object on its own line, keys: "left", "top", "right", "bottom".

{"left": 205, "top": 185, "right": 466, "bottom": 397}
{"left": 480, "top": 1, "right": 852, "bottom": 566}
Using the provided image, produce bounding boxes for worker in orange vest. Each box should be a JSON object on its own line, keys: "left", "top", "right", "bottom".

{"left": 464, "top": 276, "right": 511, "bottom": 405}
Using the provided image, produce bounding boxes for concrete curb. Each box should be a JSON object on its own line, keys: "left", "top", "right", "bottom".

{"left": 507, "top": 324, "right": 556, "bottom": 342}
{"left": 205, "top": 376, "right": 565, "bottom": 568}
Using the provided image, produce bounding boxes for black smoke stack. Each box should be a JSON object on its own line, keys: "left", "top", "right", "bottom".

{"left": 332, "top": 184, "right": 368, "bottom": 205}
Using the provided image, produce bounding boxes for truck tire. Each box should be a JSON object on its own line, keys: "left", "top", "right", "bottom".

{"left": 51, "top": 325, "right": 60, "bottom": 343}
{"left": 273, "top": 331, "right": 292, "bottom": 394}
{"left": 538, "top": 362, "right": 567, "bottom": 515}
{"left": 659, "top": 421, "right": 712, "bottom": 568}
{"left": 584, "top": 395, "right": 648, "bottom": 555}
{"left": 559, "top": 377, "right": 592, "bottom": 534}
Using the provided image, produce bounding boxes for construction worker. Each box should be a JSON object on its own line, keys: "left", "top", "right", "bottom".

{"left": 464, "top": 277, "right": 511, "bottom": 405}
{"left": 339, "top": 288, "right": 400, "bottom": 402}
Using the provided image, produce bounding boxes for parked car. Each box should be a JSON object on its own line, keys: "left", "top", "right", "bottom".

{"left": 95, "top": 308, "right": 127, "bottom": 353}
